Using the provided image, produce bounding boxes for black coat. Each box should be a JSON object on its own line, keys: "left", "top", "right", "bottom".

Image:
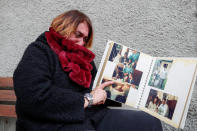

{"left": 13, "top": 33, "right": 113, "bottom": 131}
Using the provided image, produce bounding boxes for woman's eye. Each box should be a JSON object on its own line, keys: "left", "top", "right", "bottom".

{"left": 75, "top": 31, "right": 82, "bottom": 38}
{"left": 84, "top": 37, "right": 89, "bottom": 43}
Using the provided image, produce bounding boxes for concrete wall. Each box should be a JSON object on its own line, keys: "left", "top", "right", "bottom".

{"left": 0, "top": 0, "right": 197, "bottom": 131}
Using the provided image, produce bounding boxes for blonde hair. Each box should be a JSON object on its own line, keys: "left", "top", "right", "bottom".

{"left": 51, "top": 10, "right": 93, "bottom": 48}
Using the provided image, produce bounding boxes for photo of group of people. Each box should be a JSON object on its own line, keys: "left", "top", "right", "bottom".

{"left": 145, "top": 89, "right": 178, "bottom": 120}
{"left": 108, "top": 43, "right": 143, "bottom": 88}
{"left": 148, "top": 59, "right": 173, "bottom": 90}
{"left": 102, "top": 78, "right": 131, "bottom": 103}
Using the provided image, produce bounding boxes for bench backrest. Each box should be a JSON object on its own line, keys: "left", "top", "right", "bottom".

{"left": 0, "top": 77, "right": 16, "bottom": 118}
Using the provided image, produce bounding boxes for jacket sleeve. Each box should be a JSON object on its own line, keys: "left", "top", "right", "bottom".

{"left": 13, "top": 43, "right": 85, "bottom": 123}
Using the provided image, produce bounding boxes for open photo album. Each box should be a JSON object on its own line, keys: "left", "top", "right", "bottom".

{"left": 92, "top": 41, "right": 197, "bottom": 129}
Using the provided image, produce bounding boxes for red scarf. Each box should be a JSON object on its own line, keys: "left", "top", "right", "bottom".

{"left": 45, "top": 27, "right": 95, "bottom": 88}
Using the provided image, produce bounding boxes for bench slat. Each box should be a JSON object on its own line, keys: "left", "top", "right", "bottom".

{"left": 0, "top": 77, "right": 16, "bottom": 118}
{"left": 0, "top": 105, "right": 16, "bottom": 118}
{"left": 0, "top": 90, "right": 16, "bottom": 101}
{"left": 0, "top": 77, "right": 13, "bottom": 87}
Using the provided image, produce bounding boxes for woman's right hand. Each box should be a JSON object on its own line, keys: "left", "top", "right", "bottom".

{"left": 91, "top": 81, "right": 114, "bottom": 105}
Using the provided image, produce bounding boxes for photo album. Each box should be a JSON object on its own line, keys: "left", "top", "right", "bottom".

{"left": 92, "top": 41, "right": 197, "bottom": 129}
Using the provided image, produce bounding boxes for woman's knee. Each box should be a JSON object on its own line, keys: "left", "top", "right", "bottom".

{"left": 97, "top": 109, "right": 163, "bottom": 131}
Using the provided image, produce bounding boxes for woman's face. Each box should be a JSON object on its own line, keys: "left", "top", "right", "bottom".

{"left": 68, "top": 21, "right": 89, "bottom": 46}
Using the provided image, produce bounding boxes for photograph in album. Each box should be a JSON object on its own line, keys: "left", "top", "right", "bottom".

{"left": 145, "top": 89, "right": 178, "bottom": 120}
{"left": 148, "top": 59, "right": 173, "bottom": 90}
{"left": 107, "top": 43, "right": 143, "bottom": 89}
{"left": 102, "top": 78, "right": 132, "bottom": 103}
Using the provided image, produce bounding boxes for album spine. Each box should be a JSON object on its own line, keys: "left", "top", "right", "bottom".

{"left": 92, "top": 41, "right": 112, "bottom": 89}
{"left": 137, "top": 58, "right": 153, "bottom": 109}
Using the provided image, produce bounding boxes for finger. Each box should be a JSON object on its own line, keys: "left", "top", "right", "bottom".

{"left": 103, "top": 91, "right": 107, "bottom": 104}
{"left": 100, "top": 81, "right": 114, "bottom": 89}
{"left": 102, "top": 98, "right": 106, "bottom": 104}
{"left": 98, "top": 101, "right": 103, "bottom": 105}
{"left": 103, "top": 90, "right": 107, "bottom": 99}
{"left": 103, "top": 97, "right": 107, "bottom": 104}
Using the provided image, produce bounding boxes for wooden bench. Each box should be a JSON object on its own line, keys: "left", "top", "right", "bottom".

{"left": 0, "top": 77, "right": 16, "bottom": 118}
{"left": 0, "top": 77, "right": 121, "bottom": 119}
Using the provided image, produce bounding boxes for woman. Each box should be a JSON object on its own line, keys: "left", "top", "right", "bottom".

{"left": 148, "top": 97, "right": 159, "bottom": 112}
{"left": 13, "top": 10, "right": 163, "bottom": 131}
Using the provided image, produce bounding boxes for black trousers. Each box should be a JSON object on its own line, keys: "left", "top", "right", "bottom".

{"left": 93, "top": 109, "right": 163, "bottom": 131}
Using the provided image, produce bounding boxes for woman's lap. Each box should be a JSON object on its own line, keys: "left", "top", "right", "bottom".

{"left": 96, "top": 109, "right": 163, "bottom": 131}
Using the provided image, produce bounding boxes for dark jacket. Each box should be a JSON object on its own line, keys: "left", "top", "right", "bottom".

{"left": 13, "top": 33, "right": 111, "bottom": 131}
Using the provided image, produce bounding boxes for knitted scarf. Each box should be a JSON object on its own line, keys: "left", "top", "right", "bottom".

{"left": 45, "top": 27, "right": 95, "bottom": 88}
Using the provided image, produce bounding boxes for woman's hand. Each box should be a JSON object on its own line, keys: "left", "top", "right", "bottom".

{"left": 91, "top": 81, "right": 114, "bottom": 105}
